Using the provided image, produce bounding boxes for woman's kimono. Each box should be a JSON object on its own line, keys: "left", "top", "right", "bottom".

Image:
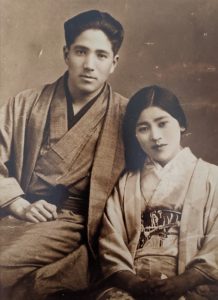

{"left": 99, "top": 148, "right": 218, "bottom": 299}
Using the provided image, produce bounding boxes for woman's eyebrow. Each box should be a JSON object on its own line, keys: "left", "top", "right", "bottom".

{"left": 136, "top": 116, "right": 168, "bottom": 126}
{"left": 154, "top": 116, "right": 169, "bottom": 122}
{"left": 136, "top": 121, "right": 149, "bottom": 127}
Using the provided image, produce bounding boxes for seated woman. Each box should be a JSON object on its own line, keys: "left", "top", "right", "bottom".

{"left": 97, "top": 86, "right": 218, "bottom": 300}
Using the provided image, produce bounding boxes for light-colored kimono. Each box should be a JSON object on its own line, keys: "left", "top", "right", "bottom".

{"left": 99, "top": 148, "right": 218, "bottom": 299}
{"left": 0, "top": 74, "right": 127, "bottom": 298}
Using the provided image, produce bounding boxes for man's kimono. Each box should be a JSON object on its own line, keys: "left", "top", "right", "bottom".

{"left": 99, "top": 148, "right": 218, "bottom": 299}
{"left": 0, "top": 74, "right": 127, "bottom": 299}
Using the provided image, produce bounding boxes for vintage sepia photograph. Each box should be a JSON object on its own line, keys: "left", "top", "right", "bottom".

{"left": 0, "top": 1, "right": 218, "bottom": 299}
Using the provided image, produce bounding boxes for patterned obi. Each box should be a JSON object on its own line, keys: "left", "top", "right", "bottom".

{"left": 138, "top": 208, "right": 182, "bottom": 249}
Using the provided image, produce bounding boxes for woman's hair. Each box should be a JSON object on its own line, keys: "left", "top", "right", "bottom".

{"left": 123, "top": 85, "right": 187, "bottom": 171}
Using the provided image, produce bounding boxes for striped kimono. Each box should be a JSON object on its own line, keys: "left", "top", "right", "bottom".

{"left": 0, "top": 74, "right": 127, "bottom": 299}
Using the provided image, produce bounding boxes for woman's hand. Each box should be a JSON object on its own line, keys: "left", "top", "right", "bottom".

{"left": 149, "top": 276, "right": 188, "bottom": 299}
{"left": 149, "top": 269, "right": 210, "bottom": 300}
{"left": 8, "top": 197, "right": 57, "bottom": 223}
{"left": 109, "top": 270, "right": 154, "bottom": 298}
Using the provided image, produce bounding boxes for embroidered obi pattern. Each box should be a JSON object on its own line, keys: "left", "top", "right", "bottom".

{"left": 138, "top": 208, "right": 181, "bottom": 249}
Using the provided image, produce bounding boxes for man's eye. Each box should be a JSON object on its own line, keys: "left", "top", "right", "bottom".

{"left": 97, "top": 53, "right": 108, "bottom": 59}
{"left": 75, "top": 49, "right": 86, "bottom": 55}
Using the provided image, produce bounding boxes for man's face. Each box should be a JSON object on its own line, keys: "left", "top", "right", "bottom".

{"left": 64, "top": 29, "right": 119, "bottom": 99}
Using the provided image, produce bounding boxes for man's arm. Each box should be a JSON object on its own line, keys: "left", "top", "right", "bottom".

{"left": 0, "top": 94, "right": 57, "bottom": 222}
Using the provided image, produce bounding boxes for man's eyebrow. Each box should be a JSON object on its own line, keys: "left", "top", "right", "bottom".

{"left": 73, "top": 45, "right": 88, "bottom": 50}
{"left": 96, "top": 49, "right": 110, "bottom": 54}
{"left": 73, "top": 45, "right": 110, "bottom": 55}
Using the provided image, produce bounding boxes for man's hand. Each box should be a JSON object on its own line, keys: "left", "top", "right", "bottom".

{"left": 8, "top": 197, "right": 57, "bottom": 223}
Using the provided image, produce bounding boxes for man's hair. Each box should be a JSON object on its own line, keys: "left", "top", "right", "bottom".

{"left": 64, "top": 10, "right": 124, "bottom": 55}
{"left": 123, "top": 85, "right": 188, "bottom": 171}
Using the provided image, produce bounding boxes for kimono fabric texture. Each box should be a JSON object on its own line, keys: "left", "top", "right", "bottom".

{"left": 0, "top": 73, "right": 127, "bottom": 299}
{"left": 98, "top": 148, "right": 218, "bottom": 300}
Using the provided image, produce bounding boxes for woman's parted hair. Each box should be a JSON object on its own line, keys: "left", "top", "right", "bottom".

{"left": 123, "top": 85, "right": 187, "bottom": 171}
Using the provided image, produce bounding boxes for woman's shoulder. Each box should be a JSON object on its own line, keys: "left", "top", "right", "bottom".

{"left": 118, "top": 170, "right": 140, "bottom": 183}
{"left": 197, "top": 158, "right": 218, "bottom": 184}
{"left": 115, "top": 170, "right": 140, "bottom": 195}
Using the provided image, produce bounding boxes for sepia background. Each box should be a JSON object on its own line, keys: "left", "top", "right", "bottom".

{"left": 0, "top": 0, "right": 218, "bottom": 164}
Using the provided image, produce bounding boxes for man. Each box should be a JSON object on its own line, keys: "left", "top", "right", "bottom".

{"left": 0, "top": 10, "right": 127, "bottom": 300}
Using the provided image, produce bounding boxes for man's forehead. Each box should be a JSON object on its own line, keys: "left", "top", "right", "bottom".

{"left": 70, "top": 29, "right": 113, "bottom": 52}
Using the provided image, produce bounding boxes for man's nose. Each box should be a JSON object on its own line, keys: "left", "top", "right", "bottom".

{"left": 83, "top": 54, "right": 95, "bottom": 71}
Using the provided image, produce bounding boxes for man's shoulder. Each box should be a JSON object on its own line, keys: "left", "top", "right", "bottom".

{"left": 110, "top": 89, "right": 128, "bottom": 114}
{"left": 14, "top": 86, "right": 44, "bottom": 103}
{"left": 112, "top": 91, "right": 128, "bottom": 103}
{"left": 12, "top": 77, "right": 59, "bottom": 108}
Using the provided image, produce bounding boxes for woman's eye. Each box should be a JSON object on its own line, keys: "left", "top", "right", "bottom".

{"left": 138, "top": 126, "right": 149, "bottom": 133}
{"left": 159, "top": 121, "right": 167, "bottom": 128}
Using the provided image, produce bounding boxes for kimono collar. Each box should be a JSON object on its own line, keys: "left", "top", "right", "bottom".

{"left": 141, "top": 147, "right": 197, "bottom": 209}
{"left": 63, "top": 71, "right": 106, "bottom": 129}
{"left": 143, "top": 147, "right": 196, "bottom": 179}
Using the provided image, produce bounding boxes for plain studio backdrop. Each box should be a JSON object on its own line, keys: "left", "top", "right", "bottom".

{"left": 0, "top": 0, "right": 218, "bottom": 164}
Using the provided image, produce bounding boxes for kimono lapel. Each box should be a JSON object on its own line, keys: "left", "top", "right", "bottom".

{"left": 88, "top": 87, "right": 126, "bottom": 249}
{"left": 50, "top": 84, "right": 109, "bottom": 161}
{"left": 31, "top": 84, "right": 109, "bottom": 189}
{"left": 124, "top": 172, "right": 142, "bottom": 256}
{"left": 49, "top": 79, "right": 68, "bottom": 145}
{"left": 147, "top": 148, "right": 197, "bottom": 209}
{"left": 21, "top": 78, "right": 60, "bottom": 190}
{"left": 178, "top": 159, "right": 210, "bottom": 274}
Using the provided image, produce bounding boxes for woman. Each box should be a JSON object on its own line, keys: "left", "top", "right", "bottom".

{"left": 97, "top": 86, "right": 218, "bottom": 300}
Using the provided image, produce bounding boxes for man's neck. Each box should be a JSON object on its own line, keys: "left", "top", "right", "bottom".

{"left": 67, "top": 79, "right": 104, "bottom": 105}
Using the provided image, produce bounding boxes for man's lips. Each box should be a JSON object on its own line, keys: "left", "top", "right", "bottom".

{"left": 80, "top": 74, "right": 97, "bottom": 80}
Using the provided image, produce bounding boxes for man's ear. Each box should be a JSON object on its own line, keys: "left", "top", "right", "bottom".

{"left": 63, "top": 45, "right": 69, "bottom": 62}
{"left": 109, "top": 54, "right": 119, "bottom": 74}
{"left": 180, "top": 127, "right": 186, "bottom": 133}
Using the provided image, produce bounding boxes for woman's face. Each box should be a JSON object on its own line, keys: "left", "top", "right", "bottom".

{"left": 135, "top": 106, "right": 184, "bottom": 166}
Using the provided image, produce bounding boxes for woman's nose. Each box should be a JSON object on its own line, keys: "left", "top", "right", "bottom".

{"left": 150, "top": 127, "right": 161, "bottom": 141}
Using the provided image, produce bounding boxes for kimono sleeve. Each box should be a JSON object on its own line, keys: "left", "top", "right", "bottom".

{"left": 98, "top": 174, "right": 135, "bottom": 279}
{"left": 0, "top": 98, "right": 24, "bottom": 207}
